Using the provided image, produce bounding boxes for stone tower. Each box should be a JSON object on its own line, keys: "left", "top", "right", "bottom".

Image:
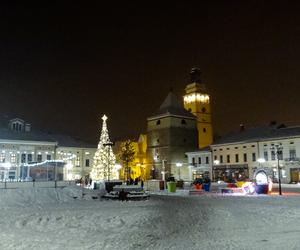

{"left": 183, "top": 68, "right": 213, "bottom": 148}
{"left": 146, "top": 92, "right": 198, "bottom": 181}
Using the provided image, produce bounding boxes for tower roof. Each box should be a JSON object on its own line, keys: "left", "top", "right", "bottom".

{"left": 149, "top": 92, "right": 195, "bottom": 119}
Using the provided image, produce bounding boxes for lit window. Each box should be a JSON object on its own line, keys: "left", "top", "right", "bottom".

{"left": 76, "top": 156, "right": 80, "bottom": 166}
{"left": 0, "top": 153, "right": 5, "bottom": 163}
{"left": 10, "top": 153, "right": 16, "bottom": 163}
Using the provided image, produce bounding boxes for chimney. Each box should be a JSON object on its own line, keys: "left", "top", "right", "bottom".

{"left": 25, "top": 123, "right": 31, "bottom": 132}
{"left": 240, "top": 123, "right": 245, "bottom": 132}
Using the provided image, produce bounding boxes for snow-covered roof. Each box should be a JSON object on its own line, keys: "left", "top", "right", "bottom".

{"left": 148, "top": 92, "right": 195, "bottom": 119}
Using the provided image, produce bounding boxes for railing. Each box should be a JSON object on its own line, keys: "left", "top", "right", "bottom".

{"left": 0, "top": 180, "right": 75, "bottom": 189}
{"left": 284, "top": 157, "right": 300, "bottom": 162}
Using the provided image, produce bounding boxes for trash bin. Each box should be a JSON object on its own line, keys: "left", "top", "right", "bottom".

{"left": 159, "top": 180, "right": 165, "bottom": 190}
{"left": 203, "top": 183, "right": 210, "bottom": 192}
{"left": 167, "top": 182, "right": 176, "bottom": 192}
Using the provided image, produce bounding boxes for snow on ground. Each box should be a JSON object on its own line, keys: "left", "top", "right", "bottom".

{"left": 0, "top": 186, "right": 300, "bottom": 250}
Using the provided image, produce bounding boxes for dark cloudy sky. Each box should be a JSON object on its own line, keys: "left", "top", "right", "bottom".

{"left": 1, "top": 1, "right": 300, "bottom": 143}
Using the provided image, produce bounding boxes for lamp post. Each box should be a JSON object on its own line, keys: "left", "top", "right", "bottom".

{"left": 271, "top": 144, "right": 283, "bottom": 195}
{"left": 103, "top": 141, "right": 114, "bottom": 181}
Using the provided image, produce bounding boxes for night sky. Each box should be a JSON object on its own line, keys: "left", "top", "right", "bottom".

{"left": 1, "top": 1, "right": 300, "bottom": 144}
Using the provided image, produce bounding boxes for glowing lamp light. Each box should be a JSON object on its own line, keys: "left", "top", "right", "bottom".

{"left": 184, "top": 93, "right": 210, "bottom": 104}
{"left": 257, "top": 158, "right": 266, "bottom": 163}
{"left": 66, "top": 163, "right": 73, "bottom": 169}
{"left": 214, "top": 160, "right": 220, "bottom": 165}
{"left": 176, "top": 163, "right": 183, "bottom": 167}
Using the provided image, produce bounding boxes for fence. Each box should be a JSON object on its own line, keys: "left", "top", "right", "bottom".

{"left": 0, "top": 180, "right": 75, "bottom": 189}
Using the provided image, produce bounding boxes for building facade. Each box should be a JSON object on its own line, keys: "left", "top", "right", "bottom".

{"left": 185, "top": 148, "right": 212, "bottom": 181}
{"left": 146, "top": 92, "right": 198, "bottom": 181}
{"left": 0, "top": 118, "right": 96, "bottom": 181}
{"left": 211, "top": 124, "right": 300, "bottom": 183}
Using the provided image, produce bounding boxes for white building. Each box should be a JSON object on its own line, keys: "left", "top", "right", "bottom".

{"left": 211, "top": 124, "right": 300, "bottom": 184}
{"left": 185, "top": 147, "right": 212, "bottom": 181}
{"left": 0, "top": 118, "right": 96, "bottom": 181}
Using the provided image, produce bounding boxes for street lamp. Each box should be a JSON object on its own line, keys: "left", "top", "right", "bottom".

{"left": 270, "top": 144, "right": 283, "bottom": 195}
{"left": 176, "top": 162, "right": 183, "bottom": 180}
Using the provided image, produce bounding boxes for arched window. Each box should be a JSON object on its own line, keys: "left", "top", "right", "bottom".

{"left": 156, "top": 120, "right": 161, "bottom": 125}
{"left": 181, "top": 119, "right": 186, "bottom": 125}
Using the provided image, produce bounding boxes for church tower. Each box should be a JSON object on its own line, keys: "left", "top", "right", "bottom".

{"left": 183, "top": 68, "right": 213, "bottom": 149}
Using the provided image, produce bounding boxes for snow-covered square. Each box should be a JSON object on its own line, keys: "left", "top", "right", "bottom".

{"left": 0, "top": 186, "right": 300, "bottom": 250}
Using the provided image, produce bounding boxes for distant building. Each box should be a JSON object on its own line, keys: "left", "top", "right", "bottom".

{"left": 183, "top": 68, "right": 213, "bottom": 149}
{"left": 146, "top": 92, "right": 198, "bottom": 181}
{"left": 114, "top": 134, "right": 148, "bottom": 181}
{"left": 186, "top": 147, "right": 212, "bottom": 181}
{"left": 0, "top": 117, "right": 96, "bottom": 181}
{"left": 211, "top": 123, "right": 300, "bottom": 183}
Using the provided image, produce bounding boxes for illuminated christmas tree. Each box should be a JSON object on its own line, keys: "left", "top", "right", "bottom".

{"left": 90, "top": 115, "right": 118, "bottom": 181}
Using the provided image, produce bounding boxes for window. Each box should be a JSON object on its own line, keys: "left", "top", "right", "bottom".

{"left": 290, "top": 141, "right": 294, "bottom": 144}
{"left": 271, "top": 150, "right": 276, "bottom": 160}
{"left": 289, "top": 148, "right": 296, "bottom": 160}
{"left": 220, "top": 155, "right": 223, "bottom": 163}
{"left": 252, "top": 153, "right": 256, "bottom": 162}
{"left": 76, "top": 156, "right": 80, "bottom": 166}
{"left": 206, "top": 157, "right": 209, "bottom": 164}
{"left": 264, "top": 151, "right": 268, "bottom": 161}
{"left": 156, "top": 120, "right": 161, "bottom": 125}
{"left": 27, "top": 154, "right": 32, "bottom": 163}
{"left": 251, "top": 145, "right": 255, "bottom": 147}
{"left": 226, "top": 148, "right": 230, "bottom": 150}
{"left": 192, "top": 157, "right": 195, "bottom": 165}
{"left": 21, "top": 154, "right": 26, "bottom": 163}
{"left": 219, "top": 148, "right": 223, "bottom": 151}
{"left": 214, "top": 155, "right": 217, "bottom": 160}
{"left": 235, "top": 147, "right": 238, "bottom": 149}
{"left": 243, "top": 146, "right": 247, "bottom": 148}
{"left": 243, "top": 153, "right": 247, "bottom": 162}
{"left": 37, "top": 154, "right": 42, "bottom": 163}
{"left": 0, "top": 153, "right": 5, "bottom": 162}
{"left": 181, "top": 119, "right": 186, "bottom": 125}
{"left": 227, "top": 155, "right": 230, "bottom": 163}
{"left": 46, "top": 154, "right": 51, "bottom": 161}
{"left": 85, "top": 159, "right": 90, "bottom": 167}
{"left": 203, "top": 128, "right": 206, "bottom": 133}
{"left": 201, "top": 107, "right": 206, "bottom": 113}
{"left": 10, "top": 153, "right": 16, "bottom": 163}
{"left": 235, "top": 154, "right": 239, "bottom": 163}
{"left": 198, "top": 157, "right": 201, "bottom": 164}
{"left": 278, "top": 149, "right": 283, "bottom": 160}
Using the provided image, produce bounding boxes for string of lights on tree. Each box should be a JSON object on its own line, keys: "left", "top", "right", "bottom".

{"left": 90, "top": 115, "right": 119, "bottom": 181}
